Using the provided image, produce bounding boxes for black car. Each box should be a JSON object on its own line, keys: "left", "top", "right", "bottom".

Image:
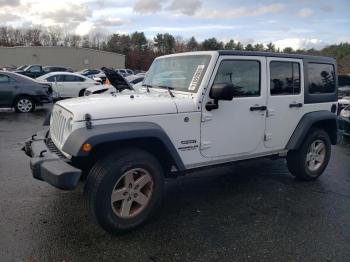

{"left": 43, "top": 66, "right": 73, "bottom": 73}
{"left": 15, "top": 64, "right": 46, "bottom": 78}
{"left": 0, "top": 71, "right": 52, "bottom": 113}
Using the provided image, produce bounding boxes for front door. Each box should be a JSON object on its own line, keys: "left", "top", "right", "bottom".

{"left": 200, "top": 56, "right": 267, "bottom": 158}
{"left": 264, "top": 58, "right": 304, "bottom": 149}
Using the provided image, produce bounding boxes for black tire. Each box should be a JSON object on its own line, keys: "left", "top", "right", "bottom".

{"left": 14, "top": 96, "right": 35, "bottom": 113}
{"left": 79, "top": 89, "right": 86, "bottom": 97}
{"left": 84, "top": 148, "right": 164, "bottom": 234}
{"left": 287, "top": 128, "right": 331, "bottom": 181}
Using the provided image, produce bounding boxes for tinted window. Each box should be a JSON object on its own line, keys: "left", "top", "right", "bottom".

{"left": 29, "top": 66, "right": 41, "bottom": 73}
{"left": 64, "top": 75, "right": 84, "bottom": 82}
{"left": 0, "top": 74, "right": 10, "bottom": 83}
{"left": 270, "top": 61, "right": 300, "bottom": 95}
{"left": 54, "top": 75, "right": 65, "bottom": 82}
{"left": 214, "top": 60, "right": 260, "bottom": 97}
{"left": 338, "top": 75, "right": 350, "bottom": 87}
{"left": 46, "top": 76, "right": 56, "bottom": 82}
{"left": 308, "top": 63, "right": 335, "bottom": 94}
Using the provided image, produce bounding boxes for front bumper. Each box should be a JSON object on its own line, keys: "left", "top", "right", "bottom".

{"left": 23, "top": 130, "right": 81, "bottom": 190}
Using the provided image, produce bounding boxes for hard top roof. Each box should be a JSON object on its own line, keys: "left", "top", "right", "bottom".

{"left": 217, "top": 50, "right": 335, "bottom": 63}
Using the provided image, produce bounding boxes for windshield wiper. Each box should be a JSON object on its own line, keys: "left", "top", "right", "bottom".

{"left": 142, "top": 84, "right": 152, "bottom": 93}
{"left": 158, "top": 85, "right": 175, "bottom": 98}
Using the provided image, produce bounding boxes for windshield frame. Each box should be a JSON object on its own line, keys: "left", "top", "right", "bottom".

{"left": 143, "top": 54, "right": 213, "bottom": 94}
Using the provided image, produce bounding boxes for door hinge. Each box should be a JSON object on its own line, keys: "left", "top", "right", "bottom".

{"left": 200, "top": 141, "right": 211, "bottom": 150}
{"left": 201, "top": 113, "right": 213, "bottom": 122}
{"left": 264, "top": 133, "right": 272, "bottom": 141}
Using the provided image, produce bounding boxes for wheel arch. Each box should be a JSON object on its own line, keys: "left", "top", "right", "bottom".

{"left": 286, "top": 110, "right": 338, "bottom": 150}
{"left": 12, "top": 93, "right": 35, "bottom": 106}
{"left": 62, "top": 122, "right": 185, "bottom": 174}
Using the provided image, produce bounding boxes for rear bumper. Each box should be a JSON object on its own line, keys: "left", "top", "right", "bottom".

{"left": 23, "top": 130, "right": 81, "bottom": 190}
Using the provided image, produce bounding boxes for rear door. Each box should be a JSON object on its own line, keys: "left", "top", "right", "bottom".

{"left": 264, "top": 58, "right": 304, "bottom": 149}
{"left": 62, "top": 75, "right": 86, "bottom": 97}
{"left": 0, "top": 74, "right": 16, "bottom": 106}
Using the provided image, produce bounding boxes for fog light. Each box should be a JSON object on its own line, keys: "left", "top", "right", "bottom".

{"left": 83, "top": 143, "right": 92, "bottom": 152}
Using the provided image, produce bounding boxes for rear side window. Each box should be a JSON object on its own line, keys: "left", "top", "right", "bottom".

{"left": 308, "top": 63, "right": 335, "bottom": 94}
{"left": 270, "top": 61, "right": 300, "bottom": 95}
{"left": 214, "top": 60, "right": 260, "bottom": 97}
{"left": 0, "top": 74, "right": 10, "bottom": 83}
{"left": 64, "top": 75, "right": 85, "bottom": 82}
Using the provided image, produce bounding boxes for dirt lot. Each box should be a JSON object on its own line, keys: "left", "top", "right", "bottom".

{"left": 0, "top": 105, "right": 349, "bottom": 262}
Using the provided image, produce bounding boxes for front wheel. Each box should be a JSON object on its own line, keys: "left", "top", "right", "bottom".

{"left": 84, "top": 148, "right": 164, "bottom": 234}
{"left": 287, "top": 128, "right": 331, "bottom": 181}
{"left": 14, "top": 96, "right": 35, "bottom": 113}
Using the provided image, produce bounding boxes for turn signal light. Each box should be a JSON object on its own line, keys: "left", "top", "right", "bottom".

{"left": 83, "top": 143, "right": 92, "bottom": 152}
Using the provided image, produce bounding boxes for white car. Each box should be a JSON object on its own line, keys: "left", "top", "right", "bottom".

{"left": 37, "top": 72, "right": 100, "bottom": 98}
{"left": 25, "top": 51, "right": 339, "bottom": 234}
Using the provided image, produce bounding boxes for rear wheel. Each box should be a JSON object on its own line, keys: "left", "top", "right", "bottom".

{"left": 287, "top": 128, "right": 331, "bottom": 181}
{"left": 14, "top": 96, "right": 35, "bottom": 113}
{"left": 84, "top": 148, "right": 164, "bottom": 234}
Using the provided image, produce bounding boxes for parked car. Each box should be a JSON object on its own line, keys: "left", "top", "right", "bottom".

{"left": 338, "top": 96, "right": 350, "bottom": 114}
{"left": 15, "top": 64, "right": 47, "bottom": 78}
{"left": 84, "top": 68, "right": 132, "bottom": 96}
{"left": 339, "top": 105, "right": 350, "bottom": 136}
{"left": 0, "top": 71, "right": 52, "bottom": 113}
{"left": 125, "top": 75, "right": 144, "bottom": 86}
{"left": 24, "top": 51, "right": 338, "bottom": 234}
{"left": 37, "top": 72, "right": 100, "bottom": 99}
{"left": 43, "top": 66, "right": 73, "bottom": 73}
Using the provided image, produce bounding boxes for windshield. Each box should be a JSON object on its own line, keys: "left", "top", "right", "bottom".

{"left": 143, "top": 55, "right": 211, "bottom": 92}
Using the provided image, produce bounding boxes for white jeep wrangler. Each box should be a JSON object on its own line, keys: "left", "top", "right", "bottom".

{"left": 24, "top": 51, "right": 339, "bottom": 234}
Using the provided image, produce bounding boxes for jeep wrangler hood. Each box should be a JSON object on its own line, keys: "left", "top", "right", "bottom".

{"left": 56, "top": 92, "right": 197, "bottom": 121}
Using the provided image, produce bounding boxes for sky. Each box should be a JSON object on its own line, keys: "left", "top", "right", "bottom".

{"left": 0, "top": 0, "right": 349, "bottom": 50}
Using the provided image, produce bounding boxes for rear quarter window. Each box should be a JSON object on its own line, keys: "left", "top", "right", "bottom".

{"left": 308, "top": 63, "right": 335, "bottom": 94}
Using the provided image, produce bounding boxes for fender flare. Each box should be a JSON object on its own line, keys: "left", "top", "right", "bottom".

{"left": 286, "top": 110, "right": 338, "bottom": 150}
{"left": 62, "top": 122, "right": 185, "bottom": 171}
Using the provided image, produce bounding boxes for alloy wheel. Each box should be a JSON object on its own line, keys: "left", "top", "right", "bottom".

{"left": 111, "top": 168, "right": 154, "bottom": 218}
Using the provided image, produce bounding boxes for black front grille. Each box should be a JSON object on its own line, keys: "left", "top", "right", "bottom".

{"left": 46, "top": 138, "right": 67, "bottom": 159}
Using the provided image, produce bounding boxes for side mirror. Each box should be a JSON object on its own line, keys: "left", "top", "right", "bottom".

{"left": 210, "top": 83, "right": 234, "bottom": 100}
{"left": 206, "top": 83, "right": 234, "bottom": 111}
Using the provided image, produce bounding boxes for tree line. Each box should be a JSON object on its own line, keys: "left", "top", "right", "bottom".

{"left": 0, "top": 26, "right": 349, "bottom": 73}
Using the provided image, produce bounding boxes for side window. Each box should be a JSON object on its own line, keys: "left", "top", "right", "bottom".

{"left": 308, "top": 63, "right": 335, "bottom": 94}
{"left": 56, "top": 75, "right": 65, "bottom": 82}
{"left": 64, "top": 75, "right": 84, "bottom": 82}
{"left": 270, "top": 61, "right": 300, "bottom": 95}
{"left": 46, "top": 76, "right": 56, "bottom": 82}
{"left": 213, "top": 60, "right": 260, "bottom": 97}
{"left": 0, "top": 74, "right": 10, "bottom": 84}
{"left": 29, "top": 66, "right": 41, "bottom": 73}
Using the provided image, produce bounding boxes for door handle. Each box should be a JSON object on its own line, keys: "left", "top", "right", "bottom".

{"left": 289, "top": 103, "right": 303, "bottom": 108}
{"left": 250, "top": 105, "right": 267, "bottom": 111}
